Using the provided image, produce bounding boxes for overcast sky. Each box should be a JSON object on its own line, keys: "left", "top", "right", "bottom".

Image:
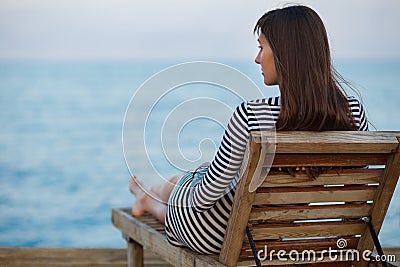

{"left": 0, "top": 0, "right": 399, "bottom": 61}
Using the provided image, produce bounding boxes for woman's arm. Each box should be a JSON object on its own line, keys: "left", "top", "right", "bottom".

{"left": 190, "top": 101, "right": 250, "bottom": 212}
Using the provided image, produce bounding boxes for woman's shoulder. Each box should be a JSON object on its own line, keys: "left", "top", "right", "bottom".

{"left": 247, "top": 96, "right": 280, "bottom": 106}
{"left": 346, "top": 95, "right": 359, "bottom": 103}
{"left": 238, "top": 97, "right": 280, "bottom": 119}
{"left": 232, "top": 96, "right": 280, "bottom": 119}
{"left": 346, "top": 95, "right": 364, "bottom": 109}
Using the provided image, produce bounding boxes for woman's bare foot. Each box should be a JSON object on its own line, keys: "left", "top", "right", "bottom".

{"left": 129, "top": 176, "right": 149, "bottom": 217}
{"left": 128, "top": 175, "right": 171, "bottom": 223}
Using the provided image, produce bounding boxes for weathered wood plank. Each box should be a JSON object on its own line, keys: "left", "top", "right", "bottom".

{"left": 219, "top": 135, "right": 260, "bottom": 266}
{"left": 0, "top": 247, "right": 171, "bottom": 267}
{"left": 128, "top": 239, "right": 143, "bottom": 267}
{"left": 252, "top": 131, "right": 400, "bottom": 153}
{"left": 260, "top": 168, "right": 383, "bottom": 187}
{"left": 250, "top": 203, "right": 372, "bottom": 222}
{"left": 250, "top": 220, "right": 366, "bottom": 240}
{"left": 132, "top": 213, "right": 166, "bottom": 233}
{"left": 241, "top": 237, "right": 360, "bottom": 255}
{"left": 238, "top": 248, "right": 400, "bottom": 267}
{"left": 253, "top": 185, "right": 377, "bottom": 205}
{"left": 270, "top": 153, "right": 388, "bottom": 167}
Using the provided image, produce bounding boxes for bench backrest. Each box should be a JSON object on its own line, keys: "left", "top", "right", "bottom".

{"left": 220, "top": 131, "right": 400, "bottom": 267}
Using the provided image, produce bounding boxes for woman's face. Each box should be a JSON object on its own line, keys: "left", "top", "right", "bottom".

{"left": 255, "top": 34, "right": 277, "bottom": 86}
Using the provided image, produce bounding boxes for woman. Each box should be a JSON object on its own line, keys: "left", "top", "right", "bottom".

{"left": 129, "top": 5, "right": 368, "bottom": 254}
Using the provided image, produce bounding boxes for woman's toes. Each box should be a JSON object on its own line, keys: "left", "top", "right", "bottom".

{"left": 131, "top": 203, "right": 145, "bottom": 217}
{"left": 129, "top": 176, "right": 141, "bottom": 194}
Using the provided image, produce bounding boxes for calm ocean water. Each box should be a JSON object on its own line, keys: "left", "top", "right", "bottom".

{"left": 0, "top": 59, "right": 399, "bottom": 248}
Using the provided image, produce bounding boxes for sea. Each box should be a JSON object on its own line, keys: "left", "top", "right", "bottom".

{"left": 0, "top": 59, "right": 399, "bottom": 248}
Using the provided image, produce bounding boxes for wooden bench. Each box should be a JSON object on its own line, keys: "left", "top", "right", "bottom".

{"left": 112, "top": 131, "right": 400, "bottom": 266}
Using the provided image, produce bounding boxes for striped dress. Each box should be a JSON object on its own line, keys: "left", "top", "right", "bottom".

{"left": 165, "top": 96, "right": 368, "bottom": 254}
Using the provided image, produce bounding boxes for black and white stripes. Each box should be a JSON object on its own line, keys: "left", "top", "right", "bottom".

{"left": 165, "top": 96, "right": 368, "bottom": 254}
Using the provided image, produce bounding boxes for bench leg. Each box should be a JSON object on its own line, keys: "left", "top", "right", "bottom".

{"left": 127, "top": 238, "right": 144, "bottom": 267}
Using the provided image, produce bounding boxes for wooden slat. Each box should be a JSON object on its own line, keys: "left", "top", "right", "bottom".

{"left": 238, "top": 249, "right": 400, "bottom": 267}
{"left": 252, "top": 131, "right": 400, "bottom": 153}
{"left": 270, "top": 153, "right": 388, "bottom": 167}
{"left": 260, "top": 168, "right": 382, "bottom": 187}
{"left": 238, "top": 250, "right": 359, "bottom": 265}
{"left": 138, "top": 214, "right": 166, "bottom": 233}
{"left": 241, "top": 237, "right": 359, "bottom": 255}
{"left": 250, "top": 203, "right": 372, "bottom": 222}
{"left": 250, "top": 220, "right": 365, "bottom": 240}
{"left": 254, "top": 185, "right": 377, "bottom": 205}
{"left": 219, "top": 134, "right": 260, "bottom": 266}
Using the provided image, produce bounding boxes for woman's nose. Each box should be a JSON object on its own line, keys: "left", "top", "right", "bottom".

{"left": 255, "top": 51, "right": 261, "bottom": 64}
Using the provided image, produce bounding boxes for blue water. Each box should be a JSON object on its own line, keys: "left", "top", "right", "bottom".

{"left": 0, "top": 59, "right": 399, "bottom": 248}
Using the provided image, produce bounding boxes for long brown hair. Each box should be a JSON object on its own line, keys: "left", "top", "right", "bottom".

{"left": 254, "top": 5, "right": 357, "bottom": 131}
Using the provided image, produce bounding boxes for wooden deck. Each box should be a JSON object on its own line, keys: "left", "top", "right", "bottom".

{"left": 0, "top": 247, "right": 398, "bottom": 266}
{"left": 0, "top": 247, "right": 172, "bottom": 267}
{"left": 379, "top": 248, "right": 400, "bottom": 267}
